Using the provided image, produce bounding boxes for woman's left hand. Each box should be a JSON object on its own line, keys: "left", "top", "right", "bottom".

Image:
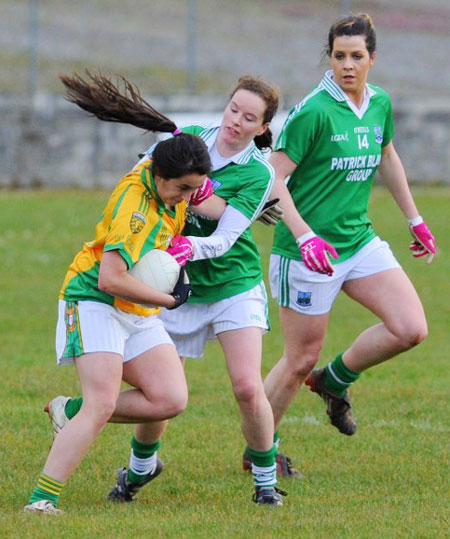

{"left": 409, "top": 218, "right": 435, "bottom": 264}
{"left": 257, "top": 198, "right": 284, "bottom": 225}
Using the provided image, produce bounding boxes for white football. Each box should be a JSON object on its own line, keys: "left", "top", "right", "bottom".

{"left": 129, "top": 249, "right": 180, "bottom": 295}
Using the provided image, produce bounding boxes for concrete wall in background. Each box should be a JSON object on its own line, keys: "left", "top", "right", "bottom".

{"left": 1, "top": 94, "right": 449, "bottom": 188}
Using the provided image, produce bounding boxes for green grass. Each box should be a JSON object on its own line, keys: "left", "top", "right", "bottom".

{"left": 0, "top": 187, "right": 449, "bottom": 538}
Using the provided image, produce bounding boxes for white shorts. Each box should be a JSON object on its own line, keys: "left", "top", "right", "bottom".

{"left": 158, "top": 281, "right": 269, "bottom": 358}
{"left": 55, "top": 300, "right": 173, "bottom": 365}
{"left": 269, "top": 237, "right": 401, "bottom": 316}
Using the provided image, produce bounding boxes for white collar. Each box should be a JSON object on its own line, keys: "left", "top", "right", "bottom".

{"left": 203, "top": 125, "right": 256, "bottom": 165}
{"left": 321, "top": 70, "right": 376, "bottom": 120}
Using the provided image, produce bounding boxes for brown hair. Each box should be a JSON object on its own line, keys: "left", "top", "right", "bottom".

{"left": 60, "top": 70, "right": 178, "bottom": 133}
{"left": 60, "top": 71, "right": 211, "bottom": 179}
{"left": 325, "top": 13, "right": 376, "bottom": 58}
{"left": 230, "top": 75, "right": 280, "bottom": 150}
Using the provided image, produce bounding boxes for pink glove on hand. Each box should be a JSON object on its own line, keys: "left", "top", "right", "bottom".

{"left": 297, "top": 233, "right": 339, "bottom": 276}
{"left": 166, "top": 235, "right": 194, "bottom": 266}
{"left": 189, "top": 177, "right": 214, "bottom": 206}
{"left": 409, "top": 218, "right": 435, "bottom": 264}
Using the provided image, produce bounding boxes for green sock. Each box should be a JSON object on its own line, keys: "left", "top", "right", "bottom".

{"left": 247, "top": 445, "right": 276, "bottom": 468}
{"left": 28, "top": 473, "right": 65, "bottom": 506}
{"left": 324, "top": 353, "right": 360, "bottom": 396}
{"left": 128, "top": 436, "right": 161, "bottom": 484}
{"left": 65, "top": 396, "right": 83, "bottom": 419}
{"left": 246, "top": 434, "right": 279, "bottom": 462}
{"left": 273, "top": 431, "right": 280, "bottom": 451}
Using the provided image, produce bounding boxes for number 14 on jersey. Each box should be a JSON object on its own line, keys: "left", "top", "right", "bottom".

{"left": 357, "top": 134, "right": 369, "bottom": 150}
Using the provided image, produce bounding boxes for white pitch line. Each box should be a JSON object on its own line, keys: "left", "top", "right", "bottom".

{"left": 284, "top": 416, "right": 450, "bottom": 433}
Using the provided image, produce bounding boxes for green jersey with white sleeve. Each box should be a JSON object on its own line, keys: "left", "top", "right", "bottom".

{"left": 182, "top": 124, "right": 274, "bottom": 302}
{"left": 272, "top": 70, "right": 395, "bottom": 262}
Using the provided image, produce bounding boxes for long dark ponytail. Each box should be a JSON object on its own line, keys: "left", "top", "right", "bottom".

{"left": 60, "top": 70, "right": 178, "bottom": 133}
{"left": 60, "top": 71, "right": 211, "bottom": 179}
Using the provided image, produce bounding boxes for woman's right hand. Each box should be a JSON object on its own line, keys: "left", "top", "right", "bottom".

{"left": 167, "top": 267, "right": 192, "bottom": 309}
{"left": 408, "top": 218, "right": 435, "bottom": 264}
{"left": 296, "top": 232, "right": 339, "bottom": 277}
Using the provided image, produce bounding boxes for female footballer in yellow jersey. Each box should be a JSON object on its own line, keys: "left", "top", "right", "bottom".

{"left": 25, "top": 72, "right": 226, "bottom": 514}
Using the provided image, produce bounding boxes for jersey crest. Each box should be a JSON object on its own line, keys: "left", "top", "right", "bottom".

{"left": 373, "top": 126, "right": 383, "bottom": 144}
{"left": 210, "top": 178, "right": 223, "bottom": 190}
{"left": 130, "top": 211, "right": 147, "bottom": 234}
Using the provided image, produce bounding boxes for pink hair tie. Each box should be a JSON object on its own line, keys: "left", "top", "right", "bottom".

{"left": 172, "top": 127, "right": 182, "bottom": 136}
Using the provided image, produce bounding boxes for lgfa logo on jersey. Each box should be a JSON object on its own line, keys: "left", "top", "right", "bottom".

{"left": 331, "top": 131, "right": 349, "bottom": 142}
{"left": 374, "top": 126, "right": 383, "bottom": 144}
{"left": 130, "top": 212, "right": 147, "bottom": 234}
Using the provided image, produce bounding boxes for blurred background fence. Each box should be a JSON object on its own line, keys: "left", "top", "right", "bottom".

{"left": 1, "top": 0, "right": 449, "bottom": 187}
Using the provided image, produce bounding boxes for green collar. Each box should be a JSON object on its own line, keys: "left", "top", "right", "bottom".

{"left": 141, "top": 167, "right": 177, "bottom": 218}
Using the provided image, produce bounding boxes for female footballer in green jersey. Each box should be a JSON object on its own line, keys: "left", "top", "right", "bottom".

{"left": 264, "top": 14, "right": 436, "bottom": 449}
{"left": 24, "top": 72, "right": 234, "bottom": 514}
{"left": 153, "top": 76, "right": 289, "bottom": 505}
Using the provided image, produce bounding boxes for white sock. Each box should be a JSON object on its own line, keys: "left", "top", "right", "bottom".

{"left": 129, "top": 450, "right": 157, "bottom": 477}
{"left": 252, "top": 463, "right": 277, "bottom": 488}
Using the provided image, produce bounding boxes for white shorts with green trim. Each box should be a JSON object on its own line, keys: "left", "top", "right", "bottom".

{"left": 158, "top": 281, "right": 269, "bottom": 358}
{"left": 269, "top": 236, "right": 400, "bottom": 316}
{"left": 55, "top": 300, "right": 173, "bottom": 365}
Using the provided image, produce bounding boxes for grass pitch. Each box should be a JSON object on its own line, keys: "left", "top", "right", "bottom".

{"left": 0, "top": 187, "right": 448, "bottom": 538}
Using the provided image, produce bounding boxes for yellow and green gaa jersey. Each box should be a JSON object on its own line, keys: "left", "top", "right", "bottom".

{"left": 272, "top": 71, "right": 395, "bottom": 262}
{"left": 59, "top": 159, "right": 187, "bottom": 315}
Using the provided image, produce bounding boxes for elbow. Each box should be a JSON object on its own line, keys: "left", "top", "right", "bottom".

{"left": 227, "top": 234, "right": 240, "bottom": 252}
{"left": 98, "top": 273, "right": 115, "bottom": 294}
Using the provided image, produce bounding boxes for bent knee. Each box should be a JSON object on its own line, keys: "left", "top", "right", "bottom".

{"left": 284, "top": 350, "right": 320, "bottom": 378}
{"left": 154, "top": 389, "right": 188, "bottom": 419}
{"left": 167, "top": 392, "right": 188, "bottom": 417}
{"left": 81, "top": 397, "right": 116, "bottom": 425}
{"left": 391, "top": 319, "right": 428, "bottom": 350}
{"left": 404, "top": 324, "right": 428, "bottom": 348}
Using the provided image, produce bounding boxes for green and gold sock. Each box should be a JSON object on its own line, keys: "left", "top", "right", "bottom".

{"left": 28, "top": 472, "right": 65, "bottom": 506}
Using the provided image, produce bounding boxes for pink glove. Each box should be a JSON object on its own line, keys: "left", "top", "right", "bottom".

{"left": 166, "top": 235, "right": 194, "bottom": 266}
{"left": 409, "top": 218, "right": 435, "bottom": 264}
{"left": 189, "top": 177, "right": 214, "bottom": 206}
{"left": 297, "top": 233, "right": 339, "bottom": 276}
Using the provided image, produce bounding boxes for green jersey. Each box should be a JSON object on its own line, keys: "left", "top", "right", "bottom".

{"left": 272, "top": 71, "right": 395, "bottom": 262}
{"left": 182, "top": 125, "right": 274, "bottom": 302}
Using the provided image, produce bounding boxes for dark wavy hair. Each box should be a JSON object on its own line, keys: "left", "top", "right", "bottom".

{"left": 60, "top": 70, "right": 211, "bottom": 179}
{"left": 151, "top": 134, "right": 211, "bottom": 179}
{"left": 325, "top": 13, "right": 376, "bottom": 58}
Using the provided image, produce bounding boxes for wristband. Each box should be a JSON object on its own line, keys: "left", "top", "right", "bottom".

{"left": 408, "top": 215, "right": 423, "bottom": 226}
{"left": 296, "top": 231, "right": 316, "bottom": 246}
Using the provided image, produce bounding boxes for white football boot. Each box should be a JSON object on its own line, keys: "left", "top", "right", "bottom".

{"left": 44, "top": 395, "right": 71, "bottom": 437}
{"left": 24, "top": 500, "right": 62, "bottom": 515}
